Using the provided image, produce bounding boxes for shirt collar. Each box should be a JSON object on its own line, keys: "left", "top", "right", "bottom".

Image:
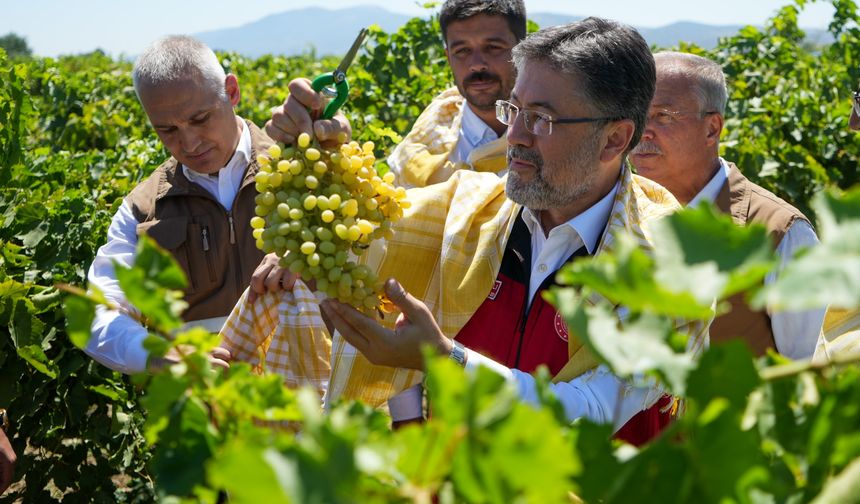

{"left": 461, "top": 101, "right": 499, "bottom": 147}
{"left": 520, "top": 166, "right": 622, "bottom": 255}
{"left": 182, "top": 119, "right": 251, "bottom": 182}
{"left": 688, "top": 157, "right": 729, "bottom": 207}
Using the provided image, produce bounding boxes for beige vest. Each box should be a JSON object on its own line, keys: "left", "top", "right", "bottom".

{"left": 125, "top": 120, "right": 272, "bottom": 322}
{"left": 711, "top": 162, "right": 811, "bottom": 355}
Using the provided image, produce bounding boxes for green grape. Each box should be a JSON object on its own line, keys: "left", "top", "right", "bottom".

{"left": 253, "top": 137, "right": 409, "bottom": 313}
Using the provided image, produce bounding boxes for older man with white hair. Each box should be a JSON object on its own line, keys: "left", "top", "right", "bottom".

{"left": 630, "top": 51, "right": 824, "bottom": 360}
{"left": 85, "top": 35, "right": 298, "bottom": 373}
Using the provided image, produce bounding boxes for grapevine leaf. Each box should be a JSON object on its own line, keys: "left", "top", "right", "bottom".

{"left": 64, "top": 294, "right": 95, "bottom": 349}
{"left": 555, "top": 234, "right": 714, "bottom": 320}
{"left": 208, "top": 441, "right": 294, "bottom": 503}
{"left": 755, "top": 188, "right": 860, "bottom": 311}
{"left": 114, "top": 236, "right": 187, "bottom": 332}
{"left": 551, "top": 292, "right": 696, "bottom": 395}
{"left": 650, "top": 204, "right": 775, "bottom": 301}
{"left": 16, "top": 344, "right": 58, "bottom": 378}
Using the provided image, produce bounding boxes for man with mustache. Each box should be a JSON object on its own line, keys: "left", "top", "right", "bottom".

{"left": 225, "top": 18, "right": 708, "bottom": 443}
{"left": 268, "top": 0, "right": 524, "bottom": 188}
{"left": 85, "top": 36, "right": 301, "bottom": 374}
{"left": 630, "top": 52, "right": 823, "bottom": 360}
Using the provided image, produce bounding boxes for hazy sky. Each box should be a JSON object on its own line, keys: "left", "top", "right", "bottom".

{"left": 0, "top": 0, "right": 836, "bottom": 57}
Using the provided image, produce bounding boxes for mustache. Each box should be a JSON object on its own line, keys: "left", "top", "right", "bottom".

{"left": 507, "top": 145, "right": 543, "bottom": 168}
{"left": 631, "top": 141, "right": 662, "bottom": 155}
{"left": 464, "top": 71, "right": 501, "bottom": 86}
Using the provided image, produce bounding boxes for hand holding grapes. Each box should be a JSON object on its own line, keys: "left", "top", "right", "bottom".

{"left": 321, "top": 279, "right": 452, "bottom": 371}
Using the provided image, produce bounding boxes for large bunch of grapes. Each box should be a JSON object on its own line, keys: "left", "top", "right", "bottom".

{"left": 251, "top": 133, "right": 409, "bottom": 313}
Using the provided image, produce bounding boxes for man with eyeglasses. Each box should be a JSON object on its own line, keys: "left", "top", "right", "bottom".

{"left": 224, "top": 18, "right": 708, "bottom": 444}
{"left": 630, "top": 52, "right": 823, "bottom": 361}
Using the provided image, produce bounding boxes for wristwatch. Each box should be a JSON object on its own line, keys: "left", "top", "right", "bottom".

{"left": 449, "top": 340, "right": 467, "bottom": 367}
{"left": 0, "top": 409, "right": 8, "bottom": 432}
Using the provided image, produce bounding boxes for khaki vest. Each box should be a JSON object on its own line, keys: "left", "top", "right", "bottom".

{"left": 125, "top": 120, "right": 272, "bottom": 322}
{"left": 710, "top": 162, "right": 811, "bottom": 355}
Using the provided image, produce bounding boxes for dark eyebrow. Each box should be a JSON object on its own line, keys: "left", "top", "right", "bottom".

{"left": 509, "top": 91, "right": 557, "bottom": 114}
{"left": 448, "top": 36, "right": 511, "bottom": 49}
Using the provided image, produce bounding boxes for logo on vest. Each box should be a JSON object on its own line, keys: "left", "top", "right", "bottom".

{"left": 554, "top": 311, "right": 569, "bottom": 342}
{"left": 487, "top": 280, "right": 502, "bottom": 300}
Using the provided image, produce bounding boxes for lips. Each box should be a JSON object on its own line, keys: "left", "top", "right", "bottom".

{"left": 507, "top": 146, "right": 541, "bottom": 173}
{"left": 187, "top": 147, "right": 214, "bottom": 160}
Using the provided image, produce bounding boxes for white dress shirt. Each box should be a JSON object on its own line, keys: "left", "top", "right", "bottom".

{"left": 447, "top": 101, "right": 500, "bottom": 166}
{"left": 391, "top": 169, "right": 664, "bottom": 430}
{"left": 689, "top": 159, "right": 824, "bottom": 360}
{"left": 387, "top": 101, "right": 500, "bottom": 189}
{"left": 85, "top": 120, "right": 252, "bottom": 374}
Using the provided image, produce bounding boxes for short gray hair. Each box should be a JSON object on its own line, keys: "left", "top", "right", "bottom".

{"left": 654, "top": 51, "right": 728, "bottom": 115}
{"left": 132, "top": 35, "right": 227, "bottom": 100}
{"left": 511, "top": 18, "right": 655, "bottom": 153}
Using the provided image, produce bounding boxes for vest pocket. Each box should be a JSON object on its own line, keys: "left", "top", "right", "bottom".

{"left": 136, "top": 216, "right": 196, "bottom": 293}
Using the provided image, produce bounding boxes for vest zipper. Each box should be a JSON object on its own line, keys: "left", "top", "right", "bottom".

{"left": 202, "top": 225, "right": 217, "bottom": 282}
{"left": 513, "top": 294, "right": 531, "bottom": 369}
{"left": 228, "top": 214, "right": 236, "bottom": 244}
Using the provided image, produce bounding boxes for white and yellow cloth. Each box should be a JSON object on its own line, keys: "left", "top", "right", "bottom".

{"left": 387, "top": 87, "right": 508, "bottom": 188}
{"left": 219, "top": 168, "right": 708, "bottom": 408}
{"left": 812, "top": 307, "right": 860, "bottom": 363}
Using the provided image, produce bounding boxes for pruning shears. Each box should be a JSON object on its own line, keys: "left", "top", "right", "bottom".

{"left": 311, "top": 28, "right": 368, "bottom": 119}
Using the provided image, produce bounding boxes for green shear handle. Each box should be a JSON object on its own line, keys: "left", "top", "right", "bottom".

{"left": 310, "top": 28, "right": 368, "bottom": 120}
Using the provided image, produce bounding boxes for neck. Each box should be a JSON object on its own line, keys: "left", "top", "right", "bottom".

{"left": 469, "top": 102, "right": 507, "bottom": 137}
{"left": 671, "top": 157, "right": 721, "bottom": 205}
{"left": 537, "top": 164, "right": 620, "bottom": 235}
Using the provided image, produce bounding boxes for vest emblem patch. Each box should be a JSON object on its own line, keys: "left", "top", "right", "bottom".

{"left": 554, "top": 311, "right": 569, "bottom": 342}
{"left": 487, "top": 280, "right": 502, "bottom": 300}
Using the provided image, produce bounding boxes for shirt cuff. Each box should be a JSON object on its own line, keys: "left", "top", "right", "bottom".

{"left": 387, "top": 383, "right": 424, "bottom": 421}
{"left": 464, "top": 349, "right": 515, "bottom": 381}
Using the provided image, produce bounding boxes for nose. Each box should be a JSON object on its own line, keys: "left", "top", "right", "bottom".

{"left": 505, "top": 108, "right": 533, "bottom": 148}
{"left": 467, "top": 49, "right": 488, "bottom": 73}
{"left": 640, "top": 120, "right": 656, "bottom": 141}
{"left": 179, "top": 126, "right": 203, "bottom": 154}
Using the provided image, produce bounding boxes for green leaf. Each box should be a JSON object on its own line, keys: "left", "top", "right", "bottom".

{"left": 208, "top": 441, "right": 293, "bottom": 503}
{"left": 650, "top": 204, "right": 775, "bottom": 301}
{"left": 555, "top": 234, "right": 715, "bottom": 320}
{"left": 16, "top": 344, "right": 58, "bottom": 378}
{"left": 553, "top": 294, "right": 696, "bottom": 394}
{"left": 63, "top": 294, "right": 95, "bottom": 349}
{"left": 755, "top": 188, "right": 860, "bottom": 311}
{"left": 114, "top": 235, "right": 188, "bottom": 332}
{"left": 686, "top": 341, "right": 761, "bottom": 410}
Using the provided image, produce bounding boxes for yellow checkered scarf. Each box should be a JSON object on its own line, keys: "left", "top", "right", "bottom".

{"left": 388, "top": 87, "right": 508, "bottom": 187}
{"left": 812, "top": 307, "right": 860, "bottom": 363}
{"left": 220, "top": 167, "right": 708, "bottom": 408}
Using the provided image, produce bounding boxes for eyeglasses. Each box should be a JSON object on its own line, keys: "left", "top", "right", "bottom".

{"left": 495, "top": 99, "right": 623, "bottom": 137}
{"left": 646, "top": 108, "right": 719, "bottom": 127}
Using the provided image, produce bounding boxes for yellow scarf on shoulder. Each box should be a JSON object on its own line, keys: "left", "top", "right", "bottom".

{"left": 388, "top": 87, "right": 507, "bottom": 187}
{"left": 219, "top": 168, "right": 708, "bottom": 408}
{"left": 813, "top": 307, "right": 860, "bottom": 363}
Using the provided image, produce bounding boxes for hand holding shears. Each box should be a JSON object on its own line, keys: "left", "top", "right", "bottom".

{"left": 310, "top": 28, "right": 368, "bottom": 120}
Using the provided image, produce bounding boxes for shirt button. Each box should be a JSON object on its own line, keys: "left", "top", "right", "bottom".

{"left": 538, "top": 264, "right": 548, "bottom": 273}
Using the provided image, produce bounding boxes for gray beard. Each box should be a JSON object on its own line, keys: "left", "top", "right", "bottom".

{"left": 504, "top": 133, "right": 601, "bottom": 210}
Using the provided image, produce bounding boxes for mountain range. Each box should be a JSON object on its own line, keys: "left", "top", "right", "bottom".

{"left": 194, "top": 6, "right": 829, "bottom": 58}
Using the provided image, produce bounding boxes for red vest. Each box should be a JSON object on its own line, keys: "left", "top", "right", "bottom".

{"left": 456, "top": 211, "right": 669, "bottom": 445}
